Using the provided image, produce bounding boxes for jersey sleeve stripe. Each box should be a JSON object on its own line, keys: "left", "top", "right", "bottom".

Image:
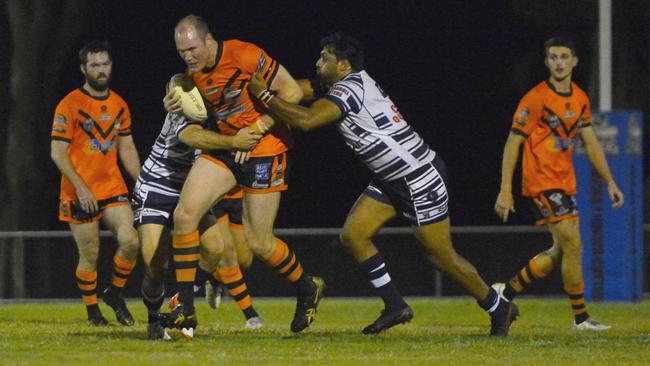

{"left": 511, "top": 127, "right": 528, "bottom": 137}
{"left": 51, "top": 136, "right": 71, "bottom": 142}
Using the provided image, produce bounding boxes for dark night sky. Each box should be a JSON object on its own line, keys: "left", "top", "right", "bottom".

{"left": 43, "top": 1, "right": 629, "bottom": 229}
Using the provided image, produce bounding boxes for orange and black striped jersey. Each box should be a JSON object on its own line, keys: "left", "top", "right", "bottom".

{"left": 190, "top": 39, "right": 292, "bottom": 157}
{"left": 51, "top": 88, "right": 132, "bottom": 201}
{"left": 511, "top": 80, "right": 592, "bottom": 197}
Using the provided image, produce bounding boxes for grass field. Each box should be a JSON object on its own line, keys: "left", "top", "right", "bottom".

{"left": 1, "top": 297, "right": 649, "bottom": 365}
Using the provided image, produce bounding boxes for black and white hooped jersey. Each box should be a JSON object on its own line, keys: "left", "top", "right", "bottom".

{"left": 325, "top": 71, "right": 435, "bottom": 181}
{"left": 135, "top": 113, "right": 200, "bottom": 196}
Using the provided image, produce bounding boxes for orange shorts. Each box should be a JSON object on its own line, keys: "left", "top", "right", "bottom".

{"left": 59, "top": 194, "right": 130, "bottom": 224}
{"left": 528, "top": 189, "right": 579, "bottom": 225}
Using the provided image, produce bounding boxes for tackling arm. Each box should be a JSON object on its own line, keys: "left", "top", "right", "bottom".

{"left": 249, "top": 73, "right": 342, "bottom": 131}
{"left": 249, "top": 65, "right": 304, "bottom": 134}
{"left": 178, "top": 125, "right": 261, "bottom": 151}
{"left": 578, "top": 126, "right": 624, "bottom": 208}
{"left": 50, "top": 140, "right": 97, "bottom": 213}
{"left": 118, "top": 135, "right": 141, "bottom": 182}
{"left": 494, "top": 132, "right": 525, "bottom": 222}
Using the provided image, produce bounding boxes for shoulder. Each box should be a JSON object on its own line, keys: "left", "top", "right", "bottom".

{"left": 57, "top": 88, "right": 83, "bottom": 107}
{"left": 225, "top": 39, "right": 264, "bottom": 57}
{"left": 571, "top": 82, "right": 590, "bottom": 102}
{"left": 108, "top": 89, "right": 129, "bottom": 106}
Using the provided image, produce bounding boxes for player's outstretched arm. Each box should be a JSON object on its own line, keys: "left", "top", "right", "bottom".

{"left": 578, "top": 125, "right": 624, "bottom": 208}
{"left": 249, "top": 73, "right": 342, "bottom": 132}
{"left": 494, "top": 132, "right": 525, "bottom": 222}
{"left": 50, "top": 140, "right": 98, "bottom": 213}
{"left": 118, "top": 135, "right": 141, "bottom": 182}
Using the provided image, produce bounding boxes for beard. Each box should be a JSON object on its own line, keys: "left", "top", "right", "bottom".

{"left": 86, "top": 73, "right": 111, "bottom": 91}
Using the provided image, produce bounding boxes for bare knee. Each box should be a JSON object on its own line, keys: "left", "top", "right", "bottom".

{"left": 244, "top": 227, "right": 274, "bottom": 257}
{"left": 116, "top": 226, "right": 139, "bottom": 259}
{"left": 77, "top": 239, "right": 100, "bottom": 269}
{"left": 174, "top": 204, "right": 200, "bottom": 233}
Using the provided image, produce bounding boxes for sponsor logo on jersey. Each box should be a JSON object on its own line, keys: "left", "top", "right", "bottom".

{"left": 52, "top": 127, "right": 67, "bottom": 134}
{"left": 224, "top": 88, "right": 242, "bottom": 99}
{"left": 564, "top": 111, "right": 575, "bottom": 119}
{"left": 100, "top": 114, "right": 112, "bottom": 121}
{"left": 141, "top": 208, "right": 170, "bottom": 218}
{"left": 204, "top": 87, "right": 219, "bottom": 96}
{"left": 55, "top": 114, "right": 68, "bottom": 125}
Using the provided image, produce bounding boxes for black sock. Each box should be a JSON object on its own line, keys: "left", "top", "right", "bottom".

{"left": 503, "top": 282, "right": 517, "bottom": 300}
{"left": 293, "top": 274, "right": 315, "bottom": 295}
{"left": 142, "top": 289, "right": 164, "bottom": 323}
{"left": 478, "top": 287, "right": 504, "bottom": 314}
{"left": 194, "top": 267, "right": 212, "bottom": 287}
{"left": 243, "top": 306, "right": 259, "bottom": 320}
{"left": 360, "top": 253, "right": 407, "bottom": 312}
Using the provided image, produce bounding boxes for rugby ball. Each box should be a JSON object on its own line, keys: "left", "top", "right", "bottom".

{"left": 167, "top": 74, "right": 208, "bottom": 122}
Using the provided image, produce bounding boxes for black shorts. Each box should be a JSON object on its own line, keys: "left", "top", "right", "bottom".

{"left": 210, "top": 196, "right": 243, "bottom": 225}
{"left": 363, "top": 155, "right": 449, "bottom": 226}
{"left": 131, "top": 189, "right": 179, "bottom": 228}
{"left": 199, "top": 151, "right": 290, "bottom": 194}
{"left": 527, "top": 189, "right": 579, "bottom": 225}
{"left": 59, "top": 194, "right": 130, "bottom": 224}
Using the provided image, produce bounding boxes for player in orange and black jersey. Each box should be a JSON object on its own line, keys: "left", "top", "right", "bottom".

{"left": 158, "top": 15, "right": 324, "bottom": 338}
{"left": 50, "top": 40, "right": 141, "bottom": 327}
{"left": 493, "top": 37, "right": 624, "bottom": 331}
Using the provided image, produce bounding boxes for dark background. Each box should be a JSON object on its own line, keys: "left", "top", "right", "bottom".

{"left": 2, "top": 0, "right": 649, "bottom": 298}
{"left": 4, "top": 0, "right": 650, "bottom": 230}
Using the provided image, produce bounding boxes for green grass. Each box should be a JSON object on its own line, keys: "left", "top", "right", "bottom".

{"left": 1, "top": 297, "right": 649, "bottom": 365}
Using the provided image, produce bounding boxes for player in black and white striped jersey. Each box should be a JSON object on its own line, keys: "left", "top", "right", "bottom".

{"left": 132, "top": 110, "right": 262, "bottom": 339}
{"left": 249, "top": 32, "right": 519, "bottom": 337}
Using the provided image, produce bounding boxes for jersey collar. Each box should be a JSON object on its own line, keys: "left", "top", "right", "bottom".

{"left": 79, "top": 86, "right": 110, "bottom": 100}
{"left": 545, "top": 79, "right": 572, "bottom": 97}
{"left": 202, "top": 40, "right": 223, "bottom": 74}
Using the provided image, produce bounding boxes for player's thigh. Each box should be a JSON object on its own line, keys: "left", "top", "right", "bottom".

{"left": 176, "top": 158, "right": 237, "bottom": 225}
{"left": 69, "top": 221, "right": 101, "bottom": 261}
{"left": 412, "top": 217, "right": 455, "bottom": 259}
{"left": 138, "top": 223, "right": 166, "bottom": 267}
{"left": 341, "top": 193, "right": 396, "bottom": 243}
{"left": 242, "top": 191, "right": 281, "bottom": 237}
{"left": 548, "top": 218, "right": 581, "bottom": 251}
{"left": 102, "top": 204, "right": 138, "bottom": 243}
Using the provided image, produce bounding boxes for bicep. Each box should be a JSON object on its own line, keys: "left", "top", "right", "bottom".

{"left": 118, "top": 135, "right": 136, "bottom": 149}
{"left": 305, "top": 98, "right": 343, "bottom": 129}
{"left": 268, "top": 65, "right": 303, "bottom": 103}
{"left": 296, "top": 79, "right": 315, "bottom": 102}
{"left": 578, "top": 125, "right": 598, "bottom": 147}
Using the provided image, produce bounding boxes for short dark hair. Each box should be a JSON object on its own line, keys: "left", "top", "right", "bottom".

{"left": 320, "top": 32, "right": 365, "bottom": 72}
{"left": 176, "top": 14, "right": 211, "bottom": 41}
{"left": 79, "top": 40, "right": 112, "bottom": 65}
{"left": 544, "top": 36, "right": 577, "bottom": 56}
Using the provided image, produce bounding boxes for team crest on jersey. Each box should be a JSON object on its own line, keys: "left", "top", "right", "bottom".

{"left": 101, "top": 105, "right": 108, "bottom": 112}
{"left": 255, "top": 163, "right": 271, "bottom": 180}
{"left": 83, "top": 118, "right": 94, "bottom": 132}
{"left": 548, "top": 115, "right": 560, "bottom": 129}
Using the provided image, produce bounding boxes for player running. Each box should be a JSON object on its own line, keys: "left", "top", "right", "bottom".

{"left": 134, "top": 75, "right": 263, "bottom": 339}
{"left": 249, "top": 32, "right": 518, "bottom": 336}
{"left": 160, "top": 15, "right": 325, "bottom": 336}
